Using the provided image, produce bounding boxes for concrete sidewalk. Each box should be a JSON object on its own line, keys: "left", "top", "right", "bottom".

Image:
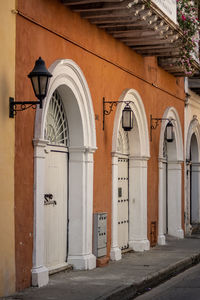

{"left": 4, "top": 236, "right": 200, "bottom": 300}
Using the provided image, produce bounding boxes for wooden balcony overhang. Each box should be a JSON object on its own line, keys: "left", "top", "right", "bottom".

{"left": 188, "top": 76, "right": 200, "bottom": 96}
{"left": 61, "top": 0, "right": 200, "bottom": 77}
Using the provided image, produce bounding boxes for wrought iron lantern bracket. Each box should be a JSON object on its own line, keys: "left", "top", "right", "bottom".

{"left": 9, "top": 97, "right": 41, "bottom": 118}
{"left": 150, "top": 114, "right": 175, "bottom": 142}
{"left": 103, "top": 97, "right": 134, "bottom": 130}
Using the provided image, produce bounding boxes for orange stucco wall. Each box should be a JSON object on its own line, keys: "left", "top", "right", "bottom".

{"left": 15, "top": 0, "right": 185, "bottom": 290}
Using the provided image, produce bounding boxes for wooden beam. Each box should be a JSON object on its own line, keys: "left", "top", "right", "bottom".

{"left": 90, "top": 16, "right": 139, "bottom": 24}
{"left": 188, "top": 78, "right": 200, "bottom": 88}
{"left": 61, "top": 0, "right": 123, "bottom": 5}
{"left": 125, "top": 37, "right": 175, "bottom": 46}
{"left": 105, "top": 19, "right": 159, "bottom": 32}
{"left": 71, "top": 0, "right": 139, "bottom": 12}
{"left": 80, "top": 4, "right": 146, "bottom": 19}
{"left": 160, "top": 66, "right": 183, "bottom": 72}
{"left": 110, "top": 28, "right": 152, "bottom": 34}
{"left": 136, "top": 49, "right": 180, "bottom": 56}
{"left": 98, "top": 20, "right": 148, "bottom": 28}
{"left": 158, "top": 57, "right": 181, "bottom": 66}
{"left": 120, "top": 35, "right": 165, "bottom": 42}
{"left": 132, "top": 43, "right": 180, "bottom": 50}
{"left": 113, "top": 29, "right": 156, "bottom": 38}
{"left": 111, "top": 27, "right": 176, "bottom": 41}
{"left": 145, "top": 15, "right": 159, "bottom": 25}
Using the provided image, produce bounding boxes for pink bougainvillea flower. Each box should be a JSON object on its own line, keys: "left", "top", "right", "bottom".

{"left": 182, "top": 14, "right": 186, "bottom": 21}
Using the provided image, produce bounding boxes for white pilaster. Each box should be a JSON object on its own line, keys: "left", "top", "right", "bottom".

{"left": 67, "top": 147, "right": 96, "bottom": 270}
{"left": 32, "top": 139, "right": 49, "bottom": 287}
{"left": 168, "top": 161, "right": 184, "bottom": 239}
{"left": 128, "top": 157, "right": 150, "bottom": 252}
{"left": 185, "top": 161, "right": 191, "bottom": 235}
{"left": 110, "top": 154, "right": 122, "bottom": 261}
{"left": 158, "top": 160, "right": 166, "bottom": 245}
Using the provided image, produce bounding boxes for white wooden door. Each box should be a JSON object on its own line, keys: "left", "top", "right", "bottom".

{"left": 118, "top": 157, "right": 129, "bottom": 250}
{"left": 44, "top": 145, "right": 68, "bottom": 271}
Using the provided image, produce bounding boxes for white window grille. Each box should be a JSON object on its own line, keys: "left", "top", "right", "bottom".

{"left": 45, "top": 90, "right": 69, "bottom": 146}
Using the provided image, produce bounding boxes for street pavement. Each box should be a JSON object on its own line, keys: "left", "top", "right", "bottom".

{"left": 136, "top": 263, "right": 200, "bottom": 299}
{"left": 3, "top": 235, "right": 200, "bottom": 300}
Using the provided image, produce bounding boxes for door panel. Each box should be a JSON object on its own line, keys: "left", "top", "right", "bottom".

{"left": 44, "top": 146, "right": 68, "bottom": 270}
{"left": 118, "top": 157, "right": 129, "bottom": 250}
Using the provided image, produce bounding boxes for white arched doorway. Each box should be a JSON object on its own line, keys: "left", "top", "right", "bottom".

{"left": 158, "top": 107, "right": 184, "bottom": 245}
{"left": 110, "top": 89, "right": 150, "bottom": 261}
{"left": 32, "top": 59, "right": 97, "bottom": 287}
{"left": 186, "top": 118, "right": 200, "bottom": 234}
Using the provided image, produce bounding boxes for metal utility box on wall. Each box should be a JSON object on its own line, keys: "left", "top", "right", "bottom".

{"left": 93, "top": 212, "right": 107, "bottom": 258}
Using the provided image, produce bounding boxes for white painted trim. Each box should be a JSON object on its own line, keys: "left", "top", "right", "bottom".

{"left": 110, "top": 89, "right": 150, "bottom": 259}
{"left": 158, "top": 107, "right": 184, "bottom": 245}
{"left": 32, "top": 59, "right": 97, "bottom": 286}
{"left": 112, "top": 89, "right": 150, "bottom": 158}
{"left": 35, "top": 59, "right": 96, "bottom": 149}
{"left": 158, "top": 107, "right": 183, "bottom": 161}
{"left": 186, "top": 118, "right": 200, "bottom": 161}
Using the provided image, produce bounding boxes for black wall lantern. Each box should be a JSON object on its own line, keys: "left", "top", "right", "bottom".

{"left": 165, "top": 120, "right": 174, "bottom": 143}
{"left": 9, "top": 57, "right": 52, "bottom": 118}
{"left": 103, "top": 97, "right": 134, "bottom": 131}
{"left": 122, "top": 103, "right": 133, "bottom": 131}
{"left": 150, "top": 114, "right": 174, "bottom": 142}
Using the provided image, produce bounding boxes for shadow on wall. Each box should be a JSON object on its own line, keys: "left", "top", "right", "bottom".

{"left": 0, "top": 69, "right": 10, "bottom": 120}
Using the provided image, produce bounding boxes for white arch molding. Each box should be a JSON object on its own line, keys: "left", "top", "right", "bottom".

{"left": 185, "top": 118, "right": 200, "bottom": 235}
{"left": 32, "top": 59, "right": 97, "bottom": 287}
{"left": 110, "top": 89, "right": 150, "bottom": 261}
{"left": 158, "top": 107, "right": 184, "bottom": 245}
{"left": 186, "top": 118, "right": 200, "bottom": 161}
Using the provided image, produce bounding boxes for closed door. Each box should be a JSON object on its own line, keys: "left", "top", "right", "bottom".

{"left": 44, "top": 145, "right": 68, "bottom": 270}
{"left": 118, "top": 157, "right": 129, "bottom": 250}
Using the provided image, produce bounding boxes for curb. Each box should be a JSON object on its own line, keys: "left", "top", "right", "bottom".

{"left": 103, "top": 252, "right": 200, "bottom": 300}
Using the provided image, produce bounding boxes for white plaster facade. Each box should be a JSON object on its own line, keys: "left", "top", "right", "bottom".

{"left": 32, "top": 59, "right": 97, "bottom": 287}
{"left": 185, "top": 83, "right": 200, "bottom": 235}
{"left": 110, "top": 89, "right": 150, "bottom": 261}
{"left": 158, "top": 107, "right": 184, "bottom": 245}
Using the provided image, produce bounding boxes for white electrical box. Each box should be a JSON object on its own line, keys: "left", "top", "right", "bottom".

{"left": 93, "top": 212, "right": 107, "bottom": 258}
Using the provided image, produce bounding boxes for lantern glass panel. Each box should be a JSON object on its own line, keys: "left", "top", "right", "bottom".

{"left": 122, "top": 106, "right": 133, "bottom": 131}
{"left": 31, "top": 76, "right": 39, "bottom": 98}
{"left": 39, "top": 76, "right": 49, "bottom": 97}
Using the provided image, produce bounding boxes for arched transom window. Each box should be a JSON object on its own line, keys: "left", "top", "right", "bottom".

{"left": 117, "top": 122, "right": 129, "bottom": 155}
{"left": 44, "top": 90, "right": 69, "bottom": 146}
